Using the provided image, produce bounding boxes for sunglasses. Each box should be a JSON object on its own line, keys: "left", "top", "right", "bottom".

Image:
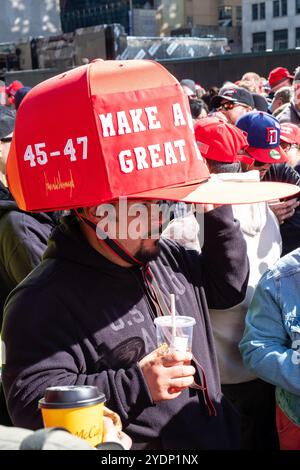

{"left": 0, "top": 136, "right": 12, "bottom": 143}
{"left": 219, "top": 102, "right": 249, "bottom": 111}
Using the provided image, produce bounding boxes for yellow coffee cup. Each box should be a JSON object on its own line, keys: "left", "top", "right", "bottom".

{"left": 39, "top": 386, "right": 106, "bottom": 447}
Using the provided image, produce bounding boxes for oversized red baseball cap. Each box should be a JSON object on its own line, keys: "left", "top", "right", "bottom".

{"left": 7, "top": 60, "right": 299, "bottom": 210}
{"left": 268, "top": 67, "right": 294, "bottom": 89}
{"left": 280, "top": 123, "right": 300, "bottom": 145}
{"left": 194, "top": 117, "right": 249, "bottom": 163}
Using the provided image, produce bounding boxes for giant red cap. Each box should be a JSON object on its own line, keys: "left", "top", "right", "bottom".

{"left": 7, "top": 60, "right": 299, "bottom": 210}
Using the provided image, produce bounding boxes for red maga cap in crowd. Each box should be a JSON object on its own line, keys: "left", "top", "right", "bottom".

{"left": 268, "top": 67, "right": 294, "bottom": 89}
{"left": 5, "top": 81, "right": 24, "bottom": 104}
{"left": 194, "top": 117, "right": 250, "bottom": 162}
{"left": 7, "top": 60, "right": 299, "bottom": 210}
{"left": 280, "top": 123, "right": 300, "bottom": 145}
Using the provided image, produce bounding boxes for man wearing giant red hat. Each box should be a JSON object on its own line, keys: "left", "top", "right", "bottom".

{"left": 1, "top": 60, "right": 298, "bottom": 449}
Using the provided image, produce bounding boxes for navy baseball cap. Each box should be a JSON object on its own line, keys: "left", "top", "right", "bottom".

{"left": 211, "top": 87, "right": 254, "bottom": 110}
{"left": 236, "top": 111, "right": 288, "bottom": 163}
{"left": 14, "top": 86, "right": 32, "bottom": 110}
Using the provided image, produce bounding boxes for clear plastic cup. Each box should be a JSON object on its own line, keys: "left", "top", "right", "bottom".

{"left": 154, "top": 315, "right": 196, "bottom": 352}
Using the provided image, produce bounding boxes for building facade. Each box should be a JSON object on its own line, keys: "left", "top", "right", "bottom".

{"left": 59, "top": 0, "right": 242, "bottom": 52}
{"left": 0, "top": 0, "right": 61, "bottom": 43}
{"left": 243, "top": 0, "right": 300, "bottom": 52}
{"left": 157, "top": 0, "right": 241, "bottom": 33}
{"left": 155, "top": 0, "right": 242, "bottom": 52}
{"left": 185, "top": 0, "right": 242, "bottom": 28}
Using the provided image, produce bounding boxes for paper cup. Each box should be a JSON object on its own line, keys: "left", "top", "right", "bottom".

{"left": 39, "top": 386, "right": 105, "bottom": 447}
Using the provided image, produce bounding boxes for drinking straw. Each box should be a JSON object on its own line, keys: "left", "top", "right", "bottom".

{"left": 170, "top": 294, "right": 176, "bottom": 347}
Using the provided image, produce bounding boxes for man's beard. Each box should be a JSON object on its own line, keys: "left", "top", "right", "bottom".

{"left": 134, "top": 239, "right": 161, "bottom": 263}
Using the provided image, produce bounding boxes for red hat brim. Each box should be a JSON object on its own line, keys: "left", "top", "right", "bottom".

{"left": 246, "top": 145, "right": 288, "bottom": 163}
{"left": 280, "top": 131, "right": 300, "bottom": 145}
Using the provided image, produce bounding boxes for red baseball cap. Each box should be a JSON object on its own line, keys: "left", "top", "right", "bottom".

{"left": 7, "top": 60, "right": 299, "bottom": 210}
{"left": 268, "top": 67, "right": 294, "bottom": 89}
{"left": 5, "top": 81, "right": 24, "bottom": 104}
{"left": 194, "top": 117, "right": 249, "bottom": 163}
{"left": 280, "top": 123, "right": 300, "bottom": 145}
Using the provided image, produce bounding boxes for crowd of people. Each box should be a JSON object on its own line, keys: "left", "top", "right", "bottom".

{"left": 0, "top": 61, "right": 300, "bottom": 451}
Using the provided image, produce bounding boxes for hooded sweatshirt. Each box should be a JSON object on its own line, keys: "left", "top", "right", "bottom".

{"left": 264, "top": 164, "right": 300, "bottom": 256}
{"left": 210, "top": 202, "right": 281, "bottom": 384}
{"left": 2, "top": 206, "right": 248, "bottom": 450}
{"left": 0, "top": 183, "right": 59, "bottom": 327}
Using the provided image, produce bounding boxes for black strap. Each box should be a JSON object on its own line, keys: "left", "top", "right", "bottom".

{"left": 77, "top": 213, "right": 143, "bottom": 266}
{"left": 141, "top": 265, "right": 171, "bottom": 317}
{"left": 19, "top": 427, "right": 68, "bottom": 450}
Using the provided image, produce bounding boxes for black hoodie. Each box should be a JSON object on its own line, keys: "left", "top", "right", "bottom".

{"left": 2, "top": 206, "right": 248, "bottom": 449}
{"left": 0, "top": 183, "right": 59, "bottom": 326}
{"left": 264, "top": 164, "right": 300, "bottom": 256}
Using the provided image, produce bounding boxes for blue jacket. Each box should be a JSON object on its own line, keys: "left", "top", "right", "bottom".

{"left": 240, "top": 248, "right": 300, "bottom": 426}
